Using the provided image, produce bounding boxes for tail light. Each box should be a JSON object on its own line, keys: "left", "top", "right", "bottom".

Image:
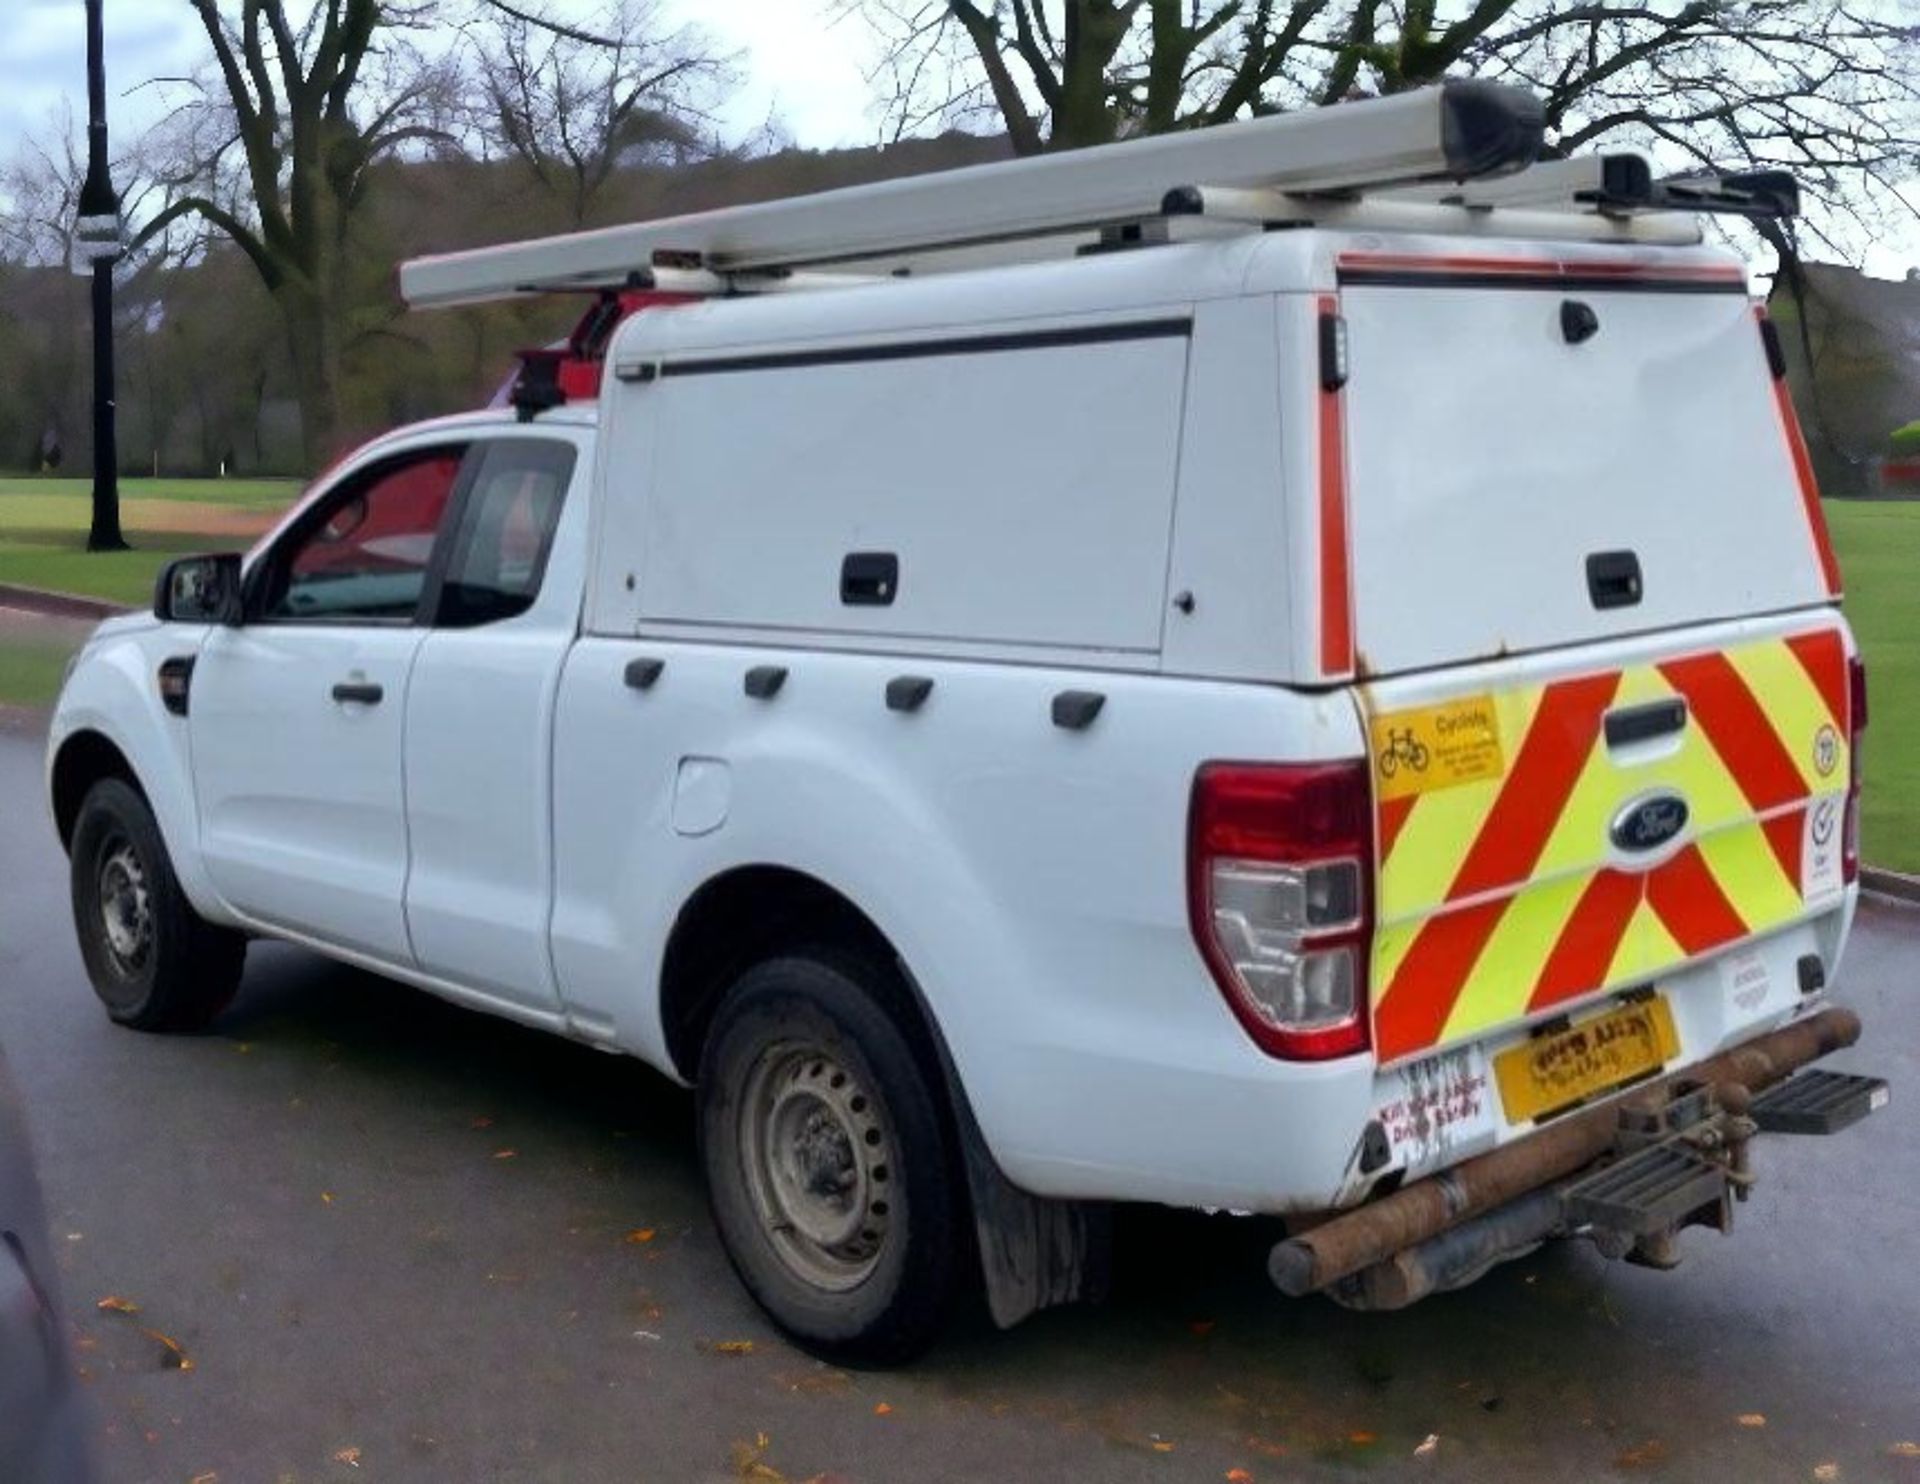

{"left": 1844, "top": 653, "right": 1867, "bottom": 883}
{"left": 1187, "top": 761, "right": 1373, "bottom": 1060}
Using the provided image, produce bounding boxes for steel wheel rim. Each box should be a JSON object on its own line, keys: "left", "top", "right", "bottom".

{"left": 97, "top": 839, "right": 153, "bottom": 978}
{"left": 738, "top": 1041, "right": 895, "bottom": 1292}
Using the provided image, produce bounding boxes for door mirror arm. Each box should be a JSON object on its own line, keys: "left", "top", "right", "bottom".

{"left": 154, "top": 552, "right": 245, "bottom": 627}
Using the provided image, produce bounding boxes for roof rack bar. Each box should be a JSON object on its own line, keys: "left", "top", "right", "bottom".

{"left": 400, "top": 80, "right": 1543, "bottom": 309}
{"left": 1160, "top": 184, "right": 1701, "bottom": 246}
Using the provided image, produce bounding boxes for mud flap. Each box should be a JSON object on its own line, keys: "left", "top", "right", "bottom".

{"left": 957, "top": 1103, "right": 1113, "bottom": 1329}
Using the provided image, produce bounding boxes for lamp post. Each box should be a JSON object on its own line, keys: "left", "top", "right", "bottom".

{"left": 73, "top": 0, "right": 127, "bottom": 551}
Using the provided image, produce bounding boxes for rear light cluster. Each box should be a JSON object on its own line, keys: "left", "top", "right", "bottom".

{"left": 1187, "top": 761, "right": 1374, "bottom": 1060}
{"left": 1843, "top": 653, "right": 1867, "bottom": 884}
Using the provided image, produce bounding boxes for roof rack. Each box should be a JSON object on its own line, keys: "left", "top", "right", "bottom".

{"left": 398, "top": 80, "right": 1792, "bottom": 312}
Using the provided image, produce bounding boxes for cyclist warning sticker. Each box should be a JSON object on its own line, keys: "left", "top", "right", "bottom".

{"left": 1369, "top": 695, "right": 1505, "bottom": 801}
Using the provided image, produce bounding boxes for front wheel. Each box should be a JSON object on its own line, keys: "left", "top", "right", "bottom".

{"left": 69, "top": 778, "right": 246, "bottom": 1031}
{"left": 697, "top": 950, "right": 964, "bottom": 1366}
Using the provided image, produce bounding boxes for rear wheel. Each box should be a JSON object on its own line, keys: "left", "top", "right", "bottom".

{"left": 697, "top": 950, "right": 963, "bottom": 1366}
{"left": 69, "top": 778, "right": 245, "bottom": 1031}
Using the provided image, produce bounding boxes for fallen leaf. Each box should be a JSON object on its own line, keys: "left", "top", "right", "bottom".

{"left": 95, "top": 1295, "right": 140, "bottom": 1314}
{"left": 713, "top": 1340, "right": 757, "bottom": 1356}
{"left": 1414, "top": 1434, "right": 1440, "bottom": 1458}
{"left": 492, "top": 1148, "right": 517, "bottom": 1160}
{"left": 189, "top": 1473, "right": 218, "bottom": 1483}
{"left": 1151, "top": 1439, "right": 1175, "bottom": 1453}
{"left": 1737, "top": 1413, "right": 1767, "bottom": 1428}
{"left": 1349, "top": 1431, "right": 1377, "bottom": 1446}
{"left": 333, "top": 1445, "right": 362, "bottom": 1468}
{"left": 624, "top": 1228, "right": 656, "bottom": 1244}
{"left": 470, "top": 1116, "right": 493, "bottom": 1129}
{"left": 1226, "top": 1471, "right": 1255, "bottom": 1483}
{"left": 1889, "top": 1442, "right": 1920, "bottom": 1458}
{"left": 65, "top": 1232, "right": 82, "bottom": 1242}
{"left": 320, "top": 1192, "right": 334, "bottom": 1206}
{"left": 775, "top": 1369, "right": 850, "bottom": 1394}
{"left": 1616, "top": 1441, "right": 1669, "bottom": 1469}
{"left": 1813, "top": 1466, "right": 1840, "bottom": 1482}
{"left": 234, "top": 1043, "right": 252, "bottom": 1054}
{"left": 874, "top": 1402, "right": 893, "bottom": 1416}
{"left": 1189, "top": 1320, "right": 1216, "bottom": 1337}
{"left": 632, "top": 1330, "right": 662, "bottom": 1342}
{"left": 141, "top": 1327, "right": 194, "bottom": 1372}
{"left": 729, "top": 1432, "right": 784, "bottom": 1481}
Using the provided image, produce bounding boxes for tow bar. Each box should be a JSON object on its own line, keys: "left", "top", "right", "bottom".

{"left": 1268, "top": 1008, "right": 1888, "bottom": 1309}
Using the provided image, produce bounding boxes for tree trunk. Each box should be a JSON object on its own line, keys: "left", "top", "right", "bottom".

{"left": 278, "top": 287, "right": 341, "bottom": 473}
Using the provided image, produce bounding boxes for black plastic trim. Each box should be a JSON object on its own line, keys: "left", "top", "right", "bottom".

{"left": 1759, "top": 317, "right": 1789, "bottom": 380}
{"left": 658, "top": 317, "right": 1191, "bottom": 379}
{"left": 1437, "top": 78, "right": 1547, "bottom": 180}
{"left": 841, "top": 551, "right": 899, "bottom": 606}
{"left": 157, "top": 656, "right": 195, "bottom": 717}
{"left": 1051, "top": 690, "right": 1106, "bottom": 730}
{"left": 1604, "top": 697, "right": 1686, "bottom": 749}
{"left": 624, "top": 657, "right": 665, "bottom": 690}
{"left": 1586, "top": 550, "right": 1643, "bottom": 610}
{"left": 744, "top": 665, "right": 788, "bottom": 699}
{"left": 885, "top": 675, "right": 934, "bottom": 713}
{"left": 1560, "top": 299, "right": 1600, "bottom": 344}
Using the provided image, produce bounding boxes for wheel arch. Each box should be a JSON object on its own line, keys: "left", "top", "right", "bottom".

{"left": 50, "top": 729, "right": 144, "bottom": 850}
{"left": 657, "top": 861, "right": 1110, "bottom": 1331}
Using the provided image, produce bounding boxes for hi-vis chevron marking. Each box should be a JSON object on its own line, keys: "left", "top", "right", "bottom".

{"left": 1369, "top": 628, "right": 1850, "bottom": 1066}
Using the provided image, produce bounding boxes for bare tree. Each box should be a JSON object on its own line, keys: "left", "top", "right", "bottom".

{"left": 133, "top": 0, "right": 456, "bottom": 468}
{"left": 466, "top": 0, "right": 736, "bottom": 228}
{"left": 847, "top": 2, "right": 1920, "bottom": 253}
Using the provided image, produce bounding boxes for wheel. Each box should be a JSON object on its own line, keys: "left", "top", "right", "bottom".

{"left": 697, "top": 950, "right": 964, "bottom": 1366}
{"left": 69, "top": 778, "right": 246, "bottom": 1031}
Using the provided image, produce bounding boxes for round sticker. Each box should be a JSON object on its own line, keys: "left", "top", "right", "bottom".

{"left": 1813, "top": 723, "right": 1840, "bottom": 778}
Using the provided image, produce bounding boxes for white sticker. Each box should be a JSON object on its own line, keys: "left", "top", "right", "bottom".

{"left": 1720, "top": 946, "right": 1772, "bottom": 1011}
{"left": 1801, "top": 795, "right": 1844, "bottom": 901}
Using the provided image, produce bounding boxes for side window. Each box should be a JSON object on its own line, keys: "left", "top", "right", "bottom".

{"left": 261, "top": 448, "right": 466, "bottom": 622}
{"left": 432, "top": 440, "right": 576, "bottom": 629}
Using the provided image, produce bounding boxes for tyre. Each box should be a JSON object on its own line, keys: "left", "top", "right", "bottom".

{"left": 697, "top": 950, "right": 964, "bottom": 1366}
{"left": 69, "top": 778, "right": 246, "bottom": 1032}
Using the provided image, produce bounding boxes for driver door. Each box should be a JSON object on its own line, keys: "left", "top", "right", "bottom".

{"left": 190, "top": 444, "right": 472, "bottom": 964}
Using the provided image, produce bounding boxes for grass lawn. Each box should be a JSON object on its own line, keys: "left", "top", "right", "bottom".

{"left": 1828, "top": 501, "right": 1920, "bottom": 873}
{"left": 0, "top": 476, "right": 299, "bottom": 607}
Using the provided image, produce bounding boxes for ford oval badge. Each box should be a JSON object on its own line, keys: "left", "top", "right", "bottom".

{"left": 1610, "top": 791, "right": 1689, "bottom": 854}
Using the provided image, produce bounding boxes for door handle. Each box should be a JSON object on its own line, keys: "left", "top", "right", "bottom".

{"left": 330, "top": 680, "right": 384, "bottom": 706}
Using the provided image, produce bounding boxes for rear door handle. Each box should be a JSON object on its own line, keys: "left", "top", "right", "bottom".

{"left": 330, "top": 681, "right": 384, "bottom": 706}
{"left": 1605, "top": 697, "right": 1687, "bottom": 749}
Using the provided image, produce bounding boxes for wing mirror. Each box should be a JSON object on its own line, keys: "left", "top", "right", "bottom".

{"left": 154, "top": 552, "right": 244, "bottom": 626}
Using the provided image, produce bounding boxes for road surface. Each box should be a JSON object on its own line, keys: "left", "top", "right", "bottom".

{"left": 1, "top": 725, "right": 1915, "bottom": 1482}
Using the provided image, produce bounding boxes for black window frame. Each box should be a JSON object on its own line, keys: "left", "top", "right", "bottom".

{"left": 419, "top": 437, "right": 578, "bottom": 631}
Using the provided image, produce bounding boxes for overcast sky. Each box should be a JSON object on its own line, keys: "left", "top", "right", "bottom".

{"left": 0, "top": 0, "right": 878, "bottom": 159}
{"left": 2, "top": 0, "right": 1913, "bottom": 278}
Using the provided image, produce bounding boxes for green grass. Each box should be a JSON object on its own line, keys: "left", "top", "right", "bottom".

{"left": 0, "top": 633, "right": 76, "bottom": 708}
{"left": 1829, "top": 501, "right": 1920, "bottom": 874}
{"left": 0, "top": 476, "right": 299, "bottom": 606}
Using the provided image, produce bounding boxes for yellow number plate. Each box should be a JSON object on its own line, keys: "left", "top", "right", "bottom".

{"left": 1494, "top": 996, "right": 1680, "bottom": 1124}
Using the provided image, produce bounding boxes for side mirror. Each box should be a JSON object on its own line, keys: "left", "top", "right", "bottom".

{"left": 154, "top": 552, "right": 244, "bottom": 626}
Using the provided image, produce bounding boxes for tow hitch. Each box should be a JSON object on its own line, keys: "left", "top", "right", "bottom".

{"left": 1268, "top": 1008, "right": 1887, "bottom": 1310}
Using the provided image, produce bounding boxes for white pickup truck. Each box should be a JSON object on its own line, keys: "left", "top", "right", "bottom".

{"left": 47, "top": 83, "right": 1883, "bottom": 1362}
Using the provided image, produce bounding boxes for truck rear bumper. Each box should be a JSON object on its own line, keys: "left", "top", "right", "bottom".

{"left": 1269, "top": 1006, "right": 1884, "bottom": 1305}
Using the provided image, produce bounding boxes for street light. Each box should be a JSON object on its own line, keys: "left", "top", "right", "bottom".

{"left": 71, "top": 0, "right": 127, "bottom": 551}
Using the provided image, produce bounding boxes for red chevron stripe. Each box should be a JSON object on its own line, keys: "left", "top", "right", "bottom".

{"left": 1658, "top": 652, "right": 1806, "bottom": 813}
{"left": 1446, "top": 673, "right": 1620, "bottom": 902}
{"left": 1646, "top": 845, "right": 1748, "bottom": 957}
{"left": 1374, "top": 897, "right": 1509, "bottom": 1063}
{"left": 1762, "top": 807, "right": 1805, "bottom": 893}
{"left": 1784, "top": 629, "right": 1848, "bottom": 729}
{"left": 1526, "top": 869, "right": 1642, "bottom": 1015}
{"left": 1378, "top": 795, "right": 1417, "bottom": 863}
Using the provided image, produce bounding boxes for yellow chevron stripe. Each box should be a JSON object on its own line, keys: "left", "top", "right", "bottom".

{"left": 1376, "top": 682, "right": 1545, "bottom": 921}
{"left": 1726, "top": 638, "right": 1849, "bottom": 795}
{"left": 1438, "top": 867, "right": 1589, "bottom": 1042}
{"left": 1696, "top": 817, "right": 1802, "bottom": 930}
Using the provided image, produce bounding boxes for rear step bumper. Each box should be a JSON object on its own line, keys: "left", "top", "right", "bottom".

{"left": 1268, "top": 1008, "right": 1882, "bottom": 1308}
